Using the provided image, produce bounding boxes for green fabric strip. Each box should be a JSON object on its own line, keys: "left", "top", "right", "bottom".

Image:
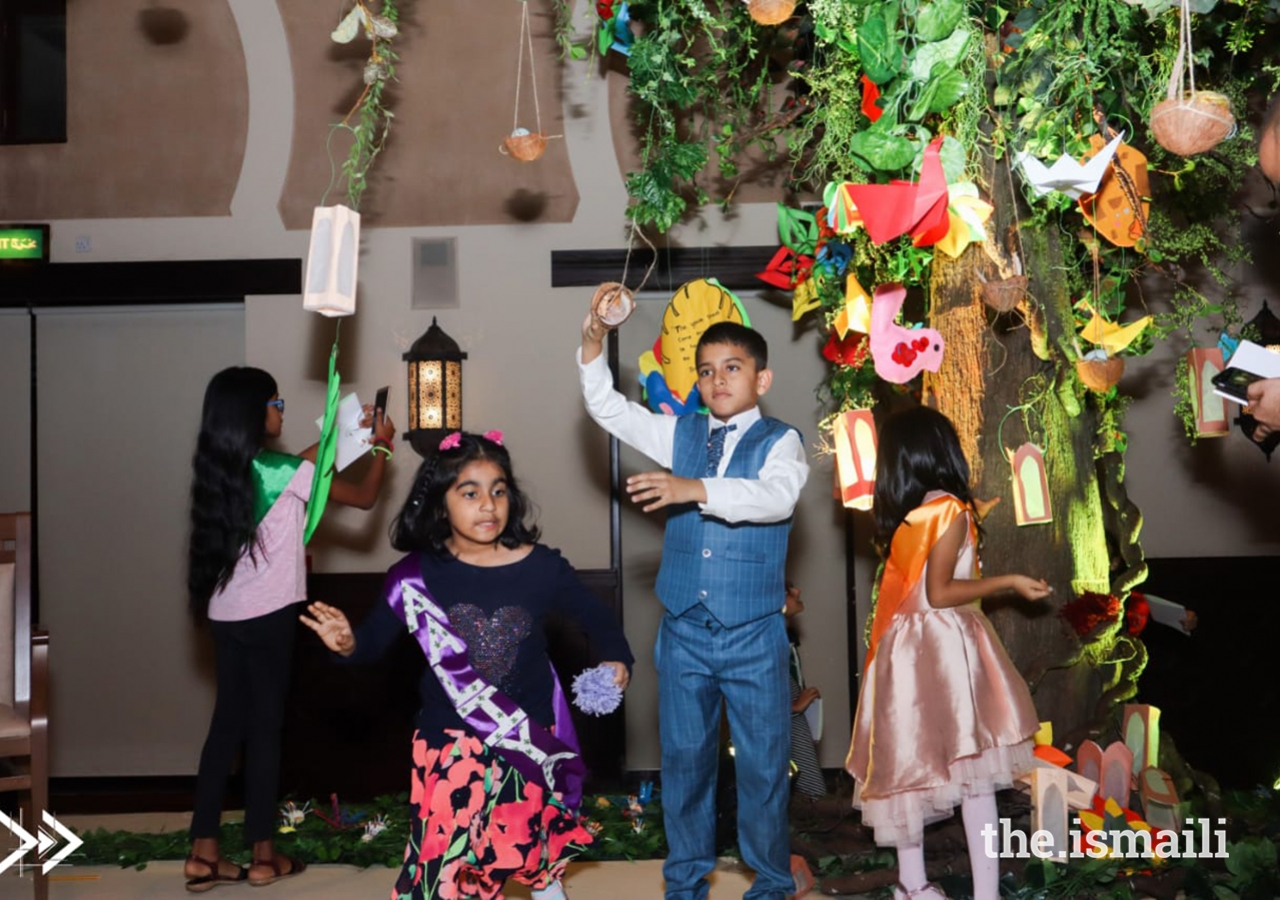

{"left": 304, "top": 337, "right": 341, "bottom": 544}
{"left": 251, "top": 450, "right": 304, "bottom": 525}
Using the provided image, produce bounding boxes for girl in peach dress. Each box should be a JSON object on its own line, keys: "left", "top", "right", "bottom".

{"left": 846, "top": 407, "right": 1051, "bottom": 900}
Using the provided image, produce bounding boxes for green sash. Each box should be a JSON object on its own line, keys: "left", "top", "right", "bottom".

{"left": 252, "top": 450, "right": 304, "bottom": 524}
{"left": 303, "top": 339, "right": 342, "bottom": 544}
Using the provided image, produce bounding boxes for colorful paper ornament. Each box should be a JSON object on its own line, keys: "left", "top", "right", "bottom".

{"left": 1187, "top": 346, "right": 1229, "bottom": 437}
{"left": 1008, "top": 442, "right": 1052, "bottom": 526}
{"left": 303, "top": 205, "right": 360, "bottom": 317}
{"left": 834, "top": 409, "right": 877, "bottom": 511}
{"left": 1077, "top": 134, "right": 1151, "bottom": 248}
{"left": 836, "top": 137, "right": 950, "bottom": 247}
{"left": 1015, "top": 133, "right": 1125, "bottom": 200}
{"left": 1123, "top": 704, "right": 1161, "bottom": 777}
{"left": 1099, "top": 741, "right": 1135, "bottom": 806}
{"left": 1077, "top": 300, "right": 1153, "bottom": 357}
{"left": 934, "top": 183, "right": 994, "bottom": 259}
{"left": 833, "top": 274, "right": 873, "bottom": 338}
{"left": 1138, "top": 766, "right": 1181, "bottom": 834}
{"left": 1030, "top": 767, "right": 1071, "bottom": 863}
{"left": 869, "top": 282, "right": 945, "bottom": 383}
{"left": 1076, "top": 739, "right": 1103, "bottom": 786}
{"left": 637, "top": 279, "right": 749, "bottom": 414}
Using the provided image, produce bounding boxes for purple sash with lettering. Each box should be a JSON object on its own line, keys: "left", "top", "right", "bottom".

{"left": 386, "top": 555, "right": 585, "bottom": 810}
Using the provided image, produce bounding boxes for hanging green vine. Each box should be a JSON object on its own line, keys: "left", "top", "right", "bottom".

{"left": 327, "top": 0, "right": 400, "bottom": 211}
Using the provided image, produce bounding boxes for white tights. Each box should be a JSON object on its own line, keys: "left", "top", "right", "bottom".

{"left": 894, "top": 791, "right": 1000, "bottom": 900}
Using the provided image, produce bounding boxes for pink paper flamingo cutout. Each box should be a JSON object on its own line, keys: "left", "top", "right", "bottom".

{"left": 869, "top": 282, "right": 946, "bottom": 383}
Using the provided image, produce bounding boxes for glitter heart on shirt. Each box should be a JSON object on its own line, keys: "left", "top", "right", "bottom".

{"left": 448, "top": 604, "right": 533, "bottom": 687}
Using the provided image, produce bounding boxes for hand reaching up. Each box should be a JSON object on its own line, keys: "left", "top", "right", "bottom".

{"left": 300, "top": 601, "right": 356, "bottom": 656}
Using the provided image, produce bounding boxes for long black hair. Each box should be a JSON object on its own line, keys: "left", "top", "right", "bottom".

{"left": 871, "top": 405, "right": 977, "bottom": 555}
{"left": 187, "top": 366, "right": 277, "bottom": 621}
{"left": 391, "top": 431, "right": 540, "bottom": 555}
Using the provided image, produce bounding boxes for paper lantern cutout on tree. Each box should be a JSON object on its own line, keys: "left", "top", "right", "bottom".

{"left": 1187, "top": 346, "right": 1229, "bottom": 437}
{"left": 834, "top": 409, "right": 877, "bottom": 511}
{"left": 1007, "top": 442, "right": 1052, "bottom": 526}
{"left": 1123, "top": 704, "right": 1161, "bottom": 777}
{"left": 303, "top": 205, "right": 360, "bottom": 317}
{"left": 1030, "top": 767, "right": 1071, "bottom": 863}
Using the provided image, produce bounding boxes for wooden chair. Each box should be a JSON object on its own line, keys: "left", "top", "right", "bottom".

{"left": 1, "top": 512, "right": 48, "bottom": 900}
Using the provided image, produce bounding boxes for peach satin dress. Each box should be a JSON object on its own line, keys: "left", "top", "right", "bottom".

{"left": 846, "top": 492, "right": 1037, "bottom": 847}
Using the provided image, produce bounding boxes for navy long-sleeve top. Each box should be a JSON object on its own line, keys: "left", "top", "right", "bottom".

{"left": 343, "top": 544, "right": 634, "bottom": 739}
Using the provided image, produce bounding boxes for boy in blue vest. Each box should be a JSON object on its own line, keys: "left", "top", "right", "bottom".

{"left": 579, "top": 310, "right": 810, "bottom": 900}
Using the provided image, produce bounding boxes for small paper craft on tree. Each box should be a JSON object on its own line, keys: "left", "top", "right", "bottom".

{"left": 1077, "top": 135, "right": 1151, "bottom": 248}
{"left": 1015, "top": 132, "right": 1124, "bottom": 199}
{"left": 1187, "top": 346, "right": 1229, "bottom": 437}
{"left": 833, "top": 273, "right": 872, "bottom": 338}
{"left": 1123, "top": 703, "right": 1161, "bottom": 776}
{"left": 833, "top": 409, "right": 877, "bottom": 511}
{"left": 1078, "top": 299, "right": 1152, "bottom": 357}
{"left": 1007, "top": 442, "right": 1052, "bottom": 525}
{"left": 837, "top": 136, "right": 950, "bottom": 247}
{"left": 303, "top": 205, "right": 360, "bottom": 317}
{"left": 869, "top": 282, "right": 945, "bottom": 383}
{"left": 1029, "top": 767, "right": 1071, "bottom": 863}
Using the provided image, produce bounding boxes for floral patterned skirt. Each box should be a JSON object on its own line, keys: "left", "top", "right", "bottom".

{"left": 394, "top": 728, "right": 593, "bottom": 900}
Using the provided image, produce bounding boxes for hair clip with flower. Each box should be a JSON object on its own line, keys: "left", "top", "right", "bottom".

{"left": 483, "top": 429, "right": 504, "bottom": 446}
{"left": 438, "top": 432, "right": 463, "bottom": 451}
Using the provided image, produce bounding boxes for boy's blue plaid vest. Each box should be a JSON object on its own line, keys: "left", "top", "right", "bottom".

{"left": 655, "top": 413, "right": 798, "bottom": 627}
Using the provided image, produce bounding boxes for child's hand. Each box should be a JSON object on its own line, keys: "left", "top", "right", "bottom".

{"left": 601, "top": 661, "right": 631, "bottom": 690}
{"left": 300, "top": 601, "right": 356, "bottom": 655}
{"left": 792, "top": 686, "right": 820, "bottom": 713}
{"left": 1010, "top": 576, "right": 1052, "bottom": 601}
{"left": 582, "top": 309, "right": 611, "bottom": 346}
{"left": 626, "top": 471, "right": 706, "bottom": 512}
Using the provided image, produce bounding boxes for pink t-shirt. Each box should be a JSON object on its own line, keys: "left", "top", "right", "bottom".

{"left": 208, "top": 460, "right": 315, "bottom": 622}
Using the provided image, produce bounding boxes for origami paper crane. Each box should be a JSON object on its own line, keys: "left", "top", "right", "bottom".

{"left": 869, "top": 282, "right": 946, "bottom": 383}
{"left": 1015, "top": 132, "right": 1124, "bottom": 200}
{"left": 1077, "top": 299, "right": 1152, "bottom": 357}
{"left": 838, "top": 137, "right": 951, "bottom": 247}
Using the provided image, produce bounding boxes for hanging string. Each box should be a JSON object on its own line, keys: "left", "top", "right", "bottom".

{"left": 620, "top": 222, "right": 659, "bottom": 294}
{"left": 1180, "top": 0, "right": 1196, "bottom": 97}
{"left": 513, "top": 0, "right": 543, "bottom": 134}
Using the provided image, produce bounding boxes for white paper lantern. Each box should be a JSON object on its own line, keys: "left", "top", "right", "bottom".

{"left": 303, "top": 205, "right": 360, "bottom": 317}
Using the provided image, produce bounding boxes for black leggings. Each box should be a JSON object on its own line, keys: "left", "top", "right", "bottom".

{"left": 190, "top": 604, "right": 297, "bottom": 844}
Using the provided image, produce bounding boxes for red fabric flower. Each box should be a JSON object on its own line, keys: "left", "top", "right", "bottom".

{"left": 1059, "top": 591, "right": 1121, "bottom": 637}
{"left": 822, "top": 331, "right": 870, "bottom": 368}
{"left": 1125, "top": 593, "right": 1150, "bottom": 637}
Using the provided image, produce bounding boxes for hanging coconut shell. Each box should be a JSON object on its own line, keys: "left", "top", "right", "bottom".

{"left": 1149, "top": 90, "right": 1235, "bottom": 157}
{"left": 1076, "top": 356, "right": 1125, "bottom": 392}
{"left": 1259, "top": 96, "right": 1280, "bottom": 184}
{"left": 981, "top": 275, "right": 1028, "bottom": 313}
{"left": 746, "top": 0, "right": 796, "bottom": 25}
{"left": 502, "top": 128, "right": 547, "bottom": 162}
{"left": 592, "top": 281, "right": 636, "bottom": 327}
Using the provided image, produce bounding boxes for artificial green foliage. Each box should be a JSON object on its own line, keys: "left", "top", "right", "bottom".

{"left": 327, "top": 0, "right": 400, "bottom": 212}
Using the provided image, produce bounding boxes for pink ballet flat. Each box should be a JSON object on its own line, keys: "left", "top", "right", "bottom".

{"left": 894, "top": 882, "right": 948, "bottom": 900}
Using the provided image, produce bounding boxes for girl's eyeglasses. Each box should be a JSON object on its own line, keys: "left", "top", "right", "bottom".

{"left": 266, "top": 399, "right": 285, "bottom": 413}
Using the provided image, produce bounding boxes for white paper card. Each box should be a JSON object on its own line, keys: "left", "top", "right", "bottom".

{"left": 315, "top": 392, "right": 372, "bottom": 472}
{"left": 804, "top": 697, "right": 823, "bottom": 742}
{"left": 1144, "top": 593, "right": 1192, "bottom": 634}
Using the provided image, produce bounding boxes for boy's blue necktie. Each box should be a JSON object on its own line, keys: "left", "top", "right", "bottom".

{"left": 704, "top": 424, "right": 737, "bottom": 476}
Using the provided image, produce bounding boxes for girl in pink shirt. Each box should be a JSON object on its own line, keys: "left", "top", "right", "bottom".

{"left": 184, "top": 366, "right": 395, "bottom": 892}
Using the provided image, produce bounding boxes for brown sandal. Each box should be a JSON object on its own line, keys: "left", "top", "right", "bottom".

{"left": 184, "top": 854, "right": 248, "bottom": 893}
{"left": 248, "top": 853, "right": 307, "bottom": 887}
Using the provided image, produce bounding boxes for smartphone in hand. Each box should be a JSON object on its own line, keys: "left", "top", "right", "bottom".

{"left": 1211, "top": 367, "right": 1263, "bottom": 403}
{"left": 374, "top": 385, "right": 390, "bottom": 420}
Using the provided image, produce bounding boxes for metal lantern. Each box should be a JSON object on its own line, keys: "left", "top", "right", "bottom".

{"left": 403, "top": 317, "right": 467, "bottom": 456}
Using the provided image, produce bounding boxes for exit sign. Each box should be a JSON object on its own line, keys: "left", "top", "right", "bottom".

{"left": 0, "top": 224, "right": 49, "bottom": 262}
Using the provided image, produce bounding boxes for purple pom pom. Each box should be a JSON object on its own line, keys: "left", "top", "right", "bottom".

{"left": 572, "top": 664, "right": 623, "bottom": 716}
